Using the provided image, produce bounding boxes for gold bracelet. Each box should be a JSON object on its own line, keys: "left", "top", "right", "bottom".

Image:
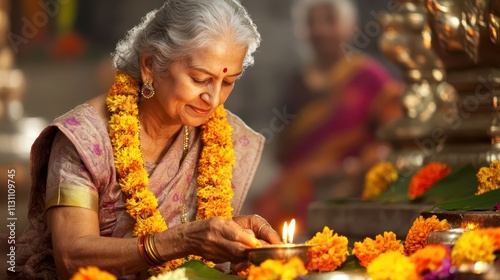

{"left": 144, "top": 234, "right": 165, "bottom": 266}
{"left": 150, "top": 234, "right": 166, "bottom": 264}
{"left": 137, "top": 235, "right": 157, "bottom": 267}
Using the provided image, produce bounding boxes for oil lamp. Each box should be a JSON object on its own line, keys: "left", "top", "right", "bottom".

{"left": 246, "top": 219, "right": 311, "bottom": 265}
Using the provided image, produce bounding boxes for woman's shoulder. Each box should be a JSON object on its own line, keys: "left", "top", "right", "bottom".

{"left": 47, "top": 95, "right": 111, "bottom": 157}
{"left": 225, "top": 110, "right": 265, "bottom": 145}
{"left": 52, "top": 94, "right": 108, "bottom": 132}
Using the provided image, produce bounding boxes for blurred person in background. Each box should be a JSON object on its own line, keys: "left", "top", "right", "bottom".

{"left": 254, "top": 0, "right": 403, "bottom": 238}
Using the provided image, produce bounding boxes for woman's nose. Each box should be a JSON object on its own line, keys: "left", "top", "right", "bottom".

{"left": 201, "top": 84, "right": 221, "bottom": 107}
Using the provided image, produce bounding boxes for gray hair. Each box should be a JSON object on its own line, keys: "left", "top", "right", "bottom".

{"left": 112, "top": 0, "right": 261, "bottom": 81}
{"left": 292, "top": 0, "right": 358, "bottom": 39}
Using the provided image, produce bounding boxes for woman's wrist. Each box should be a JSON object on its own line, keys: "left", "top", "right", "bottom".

{"left": 154, "top": 224, "right": 191, "bottom": 261}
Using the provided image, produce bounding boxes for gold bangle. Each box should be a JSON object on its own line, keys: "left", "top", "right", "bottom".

{"left": 149, "top": 234, "right": 166, "bottom": 265}
{"left": 137, "top": 235, "right": 156, "bottom": 267}
{"left": 145, "top": 234, "right": 165, "bottom": 266}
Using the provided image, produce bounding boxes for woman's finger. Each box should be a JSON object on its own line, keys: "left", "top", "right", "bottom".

{"left": 257, "top": 223, "right": 282, "bottom": 244}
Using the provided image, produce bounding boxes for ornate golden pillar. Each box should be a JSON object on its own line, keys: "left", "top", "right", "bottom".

{"left": 424, "top": 0, "right": 500, "bottom": 167}
{"left": 377, "top": 0, "right": 458, "bottom": 171}
{"left": 378, "top": 0, "right": 500, "bottom": 169}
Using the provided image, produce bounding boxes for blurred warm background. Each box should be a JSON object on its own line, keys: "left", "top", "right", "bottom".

{"left": 1, "top": 0, "right": 401, "bottom": 275}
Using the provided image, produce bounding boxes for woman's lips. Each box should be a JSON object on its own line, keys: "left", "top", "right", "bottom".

{"left": 189, "top": 105, "right": 211, "bottom": 115}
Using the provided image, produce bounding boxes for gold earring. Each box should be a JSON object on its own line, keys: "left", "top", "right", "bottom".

{"left": 141, "top": 80, "right": 155, "bottom": 98}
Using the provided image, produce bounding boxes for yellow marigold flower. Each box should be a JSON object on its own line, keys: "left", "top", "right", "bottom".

{"left": 134, "top": 212, "right": 167, "bottom": 237}
{"left": 409, "top": 244, "right": 449, "bottom": 275}
{"left": 70, "top": 266, "right": 116, "bottom": 280}
{"left": 352, "top": 231, "right": 404, "bottom": 267}
{"left": 126, "top": 189, "right": 159, "bottom": 218}
{"left": 247, "top": 257, "right": 308, "bottom": 280}
{"left": 363, "top": 162, "right": 398, "bottom": 200}
{"left": 408, "top": 162, "right": 451, "bottom": 200}
{"left": 451, "top": 230, "right": 496, "bottom": 266}
{"left": 405, "top": 215, "right": 451, "bottom": 255}
{"left": 118, "top": 169, "right": 148, "bottom": 194}
{"left": 475, "top": 227, "right": 500, "bottom": 249}
{"left": 305, "top": 226, "right": 348, "bottom": 272}
{"left": 476, "top": 161, "right": 500, "bottom": 195}
{"left": 367, "top": 251, "right": 420, "bottom": 280}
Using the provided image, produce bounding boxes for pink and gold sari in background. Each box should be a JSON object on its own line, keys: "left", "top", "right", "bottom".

{"left": 254, "top": 54, "right": 403, "bottom": 238}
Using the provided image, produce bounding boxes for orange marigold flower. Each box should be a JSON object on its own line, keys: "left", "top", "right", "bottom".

{"left": 475, "top": 227, "right": 500, "bottom": 249}
{"left": 352, "top": 231, "right": 404, "bottom": 267}
{"left": 362, "top": 162, "right": 398, "bottom": 200}
{"left": 408, "top": 162, "right": 451, "bottom": 200}
{"left": 409, "top": 244, "right": 449, "bottom": 275}
{"left": 247, "top": 257, "right": 308, "bottom": 280}
{"left": 451, "top": 230, "right": 496, "bottom": 266}
{"left": 405, "top": 215, "right": 451, "bottom": 255}
{"left": 367, "top": 251, "right": 420, "bottom": 280}
{"left": 70, "top": 266, "right": 117, "bottom": 280}
{"left": 476, "top": 161, "right": 500, "bottom": 195}
{"left": 305, "top": 226, "right": 349, "bottom": 272}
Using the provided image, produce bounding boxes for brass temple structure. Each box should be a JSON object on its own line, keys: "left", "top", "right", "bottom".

{"left": 380, "top": 0, "right": 500, "bottom": 171}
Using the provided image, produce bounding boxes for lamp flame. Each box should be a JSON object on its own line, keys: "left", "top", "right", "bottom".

{"left": 282, "top": 219, "right": 296, "bottom": 244}
{"left": 282, "top": 221, "right": 288, "bottom": 243}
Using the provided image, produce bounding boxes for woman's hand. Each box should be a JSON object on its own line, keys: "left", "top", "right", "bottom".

{"left": 156, "top": 217, "right": 260, "bottom": 264}
{"left": 229, "top": 215, "right": 282, "bottom": 274}
{"left": 233, "top": 215, "right": 282, "bottom": 245}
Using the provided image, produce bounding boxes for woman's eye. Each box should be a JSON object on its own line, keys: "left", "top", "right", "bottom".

{"left": 192, "top": 77, "right": 208, "bottom": 85}
{"left": 222, "top": 80, "right": 234, "bottom": 86}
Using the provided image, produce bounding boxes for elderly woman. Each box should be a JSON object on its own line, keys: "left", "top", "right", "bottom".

{"left": 11, "top": 0, "right": 280, "bottom": 279}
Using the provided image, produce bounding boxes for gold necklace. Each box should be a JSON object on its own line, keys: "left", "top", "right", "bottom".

{"left": 180, "top": 125, "right": 189, "bottom": 223}
{"left": 180, "top": 125, "right": 189, "bottom": 163}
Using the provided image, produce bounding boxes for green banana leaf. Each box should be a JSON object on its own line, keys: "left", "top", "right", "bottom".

{"left": 337, "top": 254, "right": 364, "bottom": 272}
{"left": 416, "top": 165, "right": 478, "bottom": 204}
{"left": 373, "top": 172, "right": 413, "bottom": 204}
{"left": 179, "top": 261, "right": 244, "bottom": 280}
{"left": 431, "top": 188, "right": 500, "bottom": 211}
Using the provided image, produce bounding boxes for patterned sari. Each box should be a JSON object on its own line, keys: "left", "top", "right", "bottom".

{"left": 10, "top": 103, "right": 264, "bottom": 279}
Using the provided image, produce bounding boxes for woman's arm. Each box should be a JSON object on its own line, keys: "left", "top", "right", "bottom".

{"left": 48, "top": 206, "right": 261, "bottom": 279}
{"left": 47, "top": 206, "right": 146, "bottom": 279}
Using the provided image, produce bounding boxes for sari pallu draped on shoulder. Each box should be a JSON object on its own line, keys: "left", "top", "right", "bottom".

{"left": 9, "top": 103, "right": 264, "bottom": 280}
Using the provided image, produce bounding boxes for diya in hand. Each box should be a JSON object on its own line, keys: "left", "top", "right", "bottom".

{"left": 246, "top": 219, "right": 311, "bottom": 265}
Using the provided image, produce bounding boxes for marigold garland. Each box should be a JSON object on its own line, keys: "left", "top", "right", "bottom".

{"left": 70, "top": 266, "right": 117, "bottom": 280}
{"left": 362, "top": 162, "right": 398, "bottom": 200}
{"left": 451, "top": 230, "right": 496, "bottom": 266}
{"left": 246, "top": 257, "right": 308, "bottom": 280}
{"left": 305, "top": 226, "right": 348, "bottom": 272}
{"left": 196, "top": 105, "right": 235, "bottom": 220}
{"left": 106, "top": 73, "right": 235, "bottom": 274}
{"left": 404, "top": 215, "right": 451, "bottom": 255}
{"left": 476, "top": 160, "right": 500, "bottom": 195}
{"left": 352, "top": 231, "right": 404, "bottom": 267}
{"left": 408, "top": 162, "right": 451, "bottom": 200}
{"left": 366, "top": 251, "right": 420, "bottom": 280}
